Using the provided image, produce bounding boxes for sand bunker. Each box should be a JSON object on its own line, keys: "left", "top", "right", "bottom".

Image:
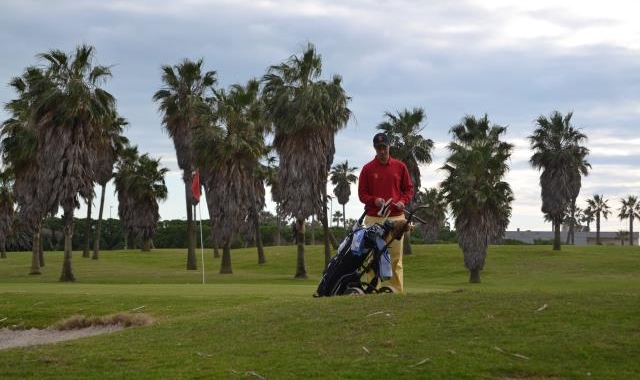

{"left": 0, "top": 312, "right": 153, "bottom": 350}
{"left": 0, "top": 325, "right": 124, "bottom": 350}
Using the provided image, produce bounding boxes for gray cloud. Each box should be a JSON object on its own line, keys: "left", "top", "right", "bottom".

{"left": 1, "top": 0, "right": 639, "bottom": 231}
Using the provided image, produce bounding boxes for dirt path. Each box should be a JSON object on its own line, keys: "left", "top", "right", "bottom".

{"left": 0, "top": 326, "right": 124, "bottom": 350}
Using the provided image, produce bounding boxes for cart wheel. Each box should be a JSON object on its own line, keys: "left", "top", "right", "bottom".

{"left": 378, "top": 286, "right": 397, "bottom": 294}
{"left": 344, "top": 286, "right": 365, "bottom": 296}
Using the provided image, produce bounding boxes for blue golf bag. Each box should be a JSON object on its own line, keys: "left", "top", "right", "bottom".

{"left": 314, "top": 218, "right": 394, "bottom": 297}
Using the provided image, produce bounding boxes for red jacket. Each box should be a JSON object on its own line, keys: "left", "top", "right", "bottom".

{"left": 358, "top": 156, "right": 414, "bottom": 217}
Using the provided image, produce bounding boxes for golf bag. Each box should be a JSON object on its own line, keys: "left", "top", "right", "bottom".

{"left": 314, "top": 217, "right": 395, "bottom": 297}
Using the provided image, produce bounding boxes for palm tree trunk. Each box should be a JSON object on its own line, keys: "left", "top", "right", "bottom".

{"left": 403, "top": 230, "right": 413, "bottom": 255}
{"left": 403, "top": 202, "right": 413, "bottom": 255}
{"left": 29, "top": 226, "right": 42, "bottom": 275}
{"left": 461, "top": 237, "right": 485, "bottom": 283}
{"left": 211, "top": 234, "right": 220, "bottom": 258}
{"left": 83, "top": 196, "right": 92, "bottom": 258}
{"left": 92, "top": 184, "right": 106, "bottom": 260}
{"left": 319, "top": 197, "right": 340, "bottom": 250}
{"left": 248, "top": 179, "right": 265, "bottom": 265}
{"left": 219, "top": 241, "right": 232, "bottom": 274}
{"left": 342, "top": 204, "right": 347, "bottom": 230}
{"left": 276, "top": 209, "right": 281, "bottom": 246}
{"left": 185, "top": 182, "right": 197, "bottom": 270}
{"left": 629, "top": 217, "right": 634, "bottom": 246}
{"left": 128, "top": 232, "right": 137, "bottom": 249}
{"left": 59, "top": 210, "right": 76, "bottom": 282}
{"left": 318, "top": 212, "right": 338, "bottom": 265}
{"left": 322, "top": 194, "right": 331, "bottom": 268}
{"left": 469, "top": 268, "right": 481, "bottom": 283}
{"left": 569, "top": 199, "right": 576, "bottom": 244}
{"left": 211, "top": 234, "right": 220, "bottom": 259}
{"left": 596, "top": 214, "right": 601, "bottom": 245}
{"left": 209, "top": 204, "right": 220, "bottom": 257}
{"left": 254, "top": 225, "right": 266, "bottom": 265}
{"left": 330, "top": 230, "right": 339, "bottom": 249}
{"left": 142, "top": 238, "right": 151, "bottom": 252}
{"left": 310, "top": 215, "right": 315, "bottom": 245}
{"left": 553, "top": 218, "right": 561, "bottom": 250}
{"left": 38, "top": 229, "right": 44, "bottom": 267}
{"left": 294, "top": 218, "right": 307, "bottom": 279}
{"left": 256, "top": 227, "right": 267, "bottom": 265}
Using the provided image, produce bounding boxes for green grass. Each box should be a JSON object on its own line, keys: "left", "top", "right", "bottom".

{"left": 1, "top": 244, "right": 639, "bottom": 379}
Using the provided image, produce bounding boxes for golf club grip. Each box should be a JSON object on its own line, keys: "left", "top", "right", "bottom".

{"left": 405, "top": 206, "right": 428, "bottom": 224}
{"left": 357, "top": 210, "right": 367, "bottom": 224}
{"left": 410, "top": 214, "right": 427, "bottom": 224}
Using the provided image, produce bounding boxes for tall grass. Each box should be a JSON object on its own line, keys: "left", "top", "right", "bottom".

{"left": 1, "top": 244, "right": 639, "bottom": 379}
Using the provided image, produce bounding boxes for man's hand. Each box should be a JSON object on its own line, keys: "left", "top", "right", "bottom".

{"left": 394, "top": 201, "right": 405, "bottom": 211}
{"left": 376, "top": 198, "right": 393, "bottom": 216}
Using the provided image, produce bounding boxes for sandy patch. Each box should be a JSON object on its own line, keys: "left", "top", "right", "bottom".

{"left": 0, "top": 325, "right": 125, "bottom": 350}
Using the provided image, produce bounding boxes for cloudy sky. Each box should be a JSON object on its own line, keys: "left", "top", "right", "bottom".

{"left": 1, "top": 0, "right": 639, "bottom": 232}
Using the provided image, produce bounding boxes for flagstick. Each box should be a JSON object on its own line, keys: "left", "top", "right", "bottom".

{"left": 191, "top": 170, "right": 205, "bottom": 284}
{"left": 198, "top": 201, "right": 205, "bottom": 284}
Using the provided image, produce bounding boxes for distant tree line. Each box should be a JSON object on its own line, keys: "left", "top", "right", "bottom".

{"left": 3, "top": 211, "right": 459, "bottom": 253}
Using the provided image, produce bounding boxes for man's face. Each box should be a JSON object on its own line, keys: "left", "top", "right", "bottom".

{"left": 375, "top": 144, "right": 390, "bottom": 163}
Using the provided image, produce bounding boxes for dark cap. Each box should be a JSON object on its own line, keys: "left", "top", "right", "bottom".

{"left": 373, "top": 132, "right": 390, "bottom": 147}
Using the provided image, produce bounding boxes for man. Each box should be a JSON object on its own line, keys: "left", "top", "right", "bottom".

{"left": 358, "top": 132, "right": 414, "bottom": 294}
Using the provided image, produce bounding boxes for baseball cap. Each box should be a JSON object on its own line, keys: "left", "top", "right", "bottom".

{"left": 373, "top": 132, "right": 390, "bottom": 147}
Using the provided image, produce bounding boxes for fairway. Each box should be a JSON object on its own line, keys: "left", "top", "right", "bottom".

{"left": 1, "top": 244, "right": 639, "bottom": 379}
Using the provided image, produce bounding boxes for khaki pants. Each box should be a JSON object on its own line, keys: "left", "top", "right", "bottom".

{"left": 364, "top": 214, "right": 405, "bottom": 294}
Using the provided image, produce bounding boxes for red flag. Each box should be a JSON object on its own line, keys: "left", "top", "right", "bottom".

{"left": 191, "top": 171, "right": 201, "bottom": 205}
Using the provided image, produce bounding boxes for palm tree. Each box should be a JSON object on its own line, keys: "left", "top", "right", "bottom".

{"left": 262, "top": 43, "right": 351, "bottom": 278}
{"left": 563, "top": 204, "right": 582, "bottom": 244}
{"left": 332, "top": 210, "right": 343, "bottom": 226}
{"left": 114, "top": 150, "right": 168, "bottom": 251}
{"left": 2, "top": 67, "right": 46, "bottom": 273}
{"left": 131, "top": 155, "right": 168, "bottom": 251}
{"left": 529, "top": 111, "right": 590, "bottom": 250}
{"left": 153, "top": 58, "right": 216, "bottom": 270}
{"left": 617, "top": 230, "right": 630, "bottom": 246}
{"left": 29, "top": 45, "right": 115, "bottom": 281}
{"left": 618, "top": 195, "right": 640, "bottom": 246}
{"left": 330, "top": 160, "right": 358, "bottom": 229}
{"left": 113, "top": 145, "right": 139, "bottom": 249}
{"left": 581, "top": 205, "right": 595, "bottom": 231}
{"left": 377, "top": 107, "right": 434, "bottom": 254}
{"left": 92, "top": 115, "right": 129, "bottom": 259}
{"left": 414, "top": 187, "right": 448, "bottom": 244}
{"left": 573, "top": 207, "right": 585, "bottom": 231}
{"left": 440, "top": 114, "right": 514, "bottom": 283}
{"left": 586, "top": 194, "right": 610, "bottom": 245}
{"left": 195, "top": 79, "right": 269, "bottom": 273}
